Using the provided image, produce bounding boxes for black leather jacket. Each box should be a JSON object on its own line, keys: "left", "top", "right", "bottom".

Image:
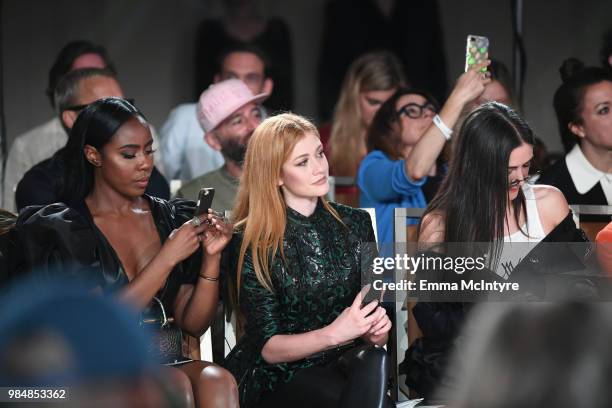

{"left": 15, "top": 196, "right": 201, "bottom": 309}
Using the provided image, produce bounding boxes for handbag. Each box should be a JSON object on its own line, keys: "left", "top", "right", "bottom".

{"left": 140, "top": 296, "right": 184, "bottom": 364}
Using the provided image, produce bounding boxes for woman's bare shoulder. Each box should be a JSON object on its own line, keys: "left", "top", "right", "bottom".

{"left": 531, "top": 184, "right": 570, "bottom": 233}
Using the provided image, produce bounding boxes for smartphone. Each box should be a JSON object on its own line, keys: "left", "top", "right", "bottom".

{"left": 360, "top": 284, "right": 382, "bottom": 311}
{"left": 195, "top": 187, "right": 215, "bottom": 217}
{"left": 465, "top": 34, "right": 489, "bottom": 72}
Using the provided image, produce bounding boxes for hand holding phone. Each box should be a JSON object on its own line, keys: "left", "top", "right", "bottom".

{"left": 360, "top": 284, "right": 383, "bottom": 312}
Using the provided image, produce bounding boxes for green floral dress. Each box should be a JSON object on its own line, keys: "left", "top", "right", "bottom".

{"left": 223, "top": 201, "right": 377, "bottom": 407}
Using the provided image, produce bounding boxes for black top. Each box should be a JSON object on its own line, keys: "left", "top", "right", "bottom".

{"left": 194, "top": 18, "right": 294, "bottom": 112}
{"left": 538, "top": 158, "right": 610, "bottom": 222}
{"left": 15, "top": 197, "right": 200, "bottom": 310}
{"left": 538, "top": 157, "right": 607, "bottom": 206}
{"left": 223, "top": 201, "right": 376, "bottom": 407}
{"left": 15, "top": 154, "right": 170, "bottom": 211}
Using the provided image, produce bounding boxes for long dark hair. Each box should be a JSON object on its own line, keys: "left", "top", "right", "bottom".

{"left": 553, "top": 58, "right": 612, "bottom": 153}
{"left": 367, "top": 87, "right": 439, "bottom": 160}
{"left": 60, "top": 97, "right": 146, "bottom": 203}
{"left": 422, "top": 102, "right": 535, "bottom": 267}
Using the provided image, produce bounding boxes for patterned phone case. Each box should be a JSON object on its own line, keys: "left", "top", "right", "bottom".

{"left": 465, "top": 35, "right": 489, "bottom": 72}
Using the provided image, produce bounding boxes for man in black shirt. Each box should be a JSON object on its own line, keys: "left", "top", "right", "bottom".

{"left": 15, "top": 68, "right": 169, "bottom": 211}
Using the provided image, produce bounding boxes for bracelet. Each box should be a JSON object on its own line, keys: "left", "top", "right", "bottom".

{"left": 199, "top": 273, "right": 219, "bottom": 282}
{"left": 433, "top": 114, "right": 453, "bottom": 140}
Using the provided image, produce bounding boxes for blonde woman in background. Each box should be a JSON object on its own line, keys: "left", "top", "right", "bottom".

{"left": 322, "top": 51, "right": 406, "bottom": 204}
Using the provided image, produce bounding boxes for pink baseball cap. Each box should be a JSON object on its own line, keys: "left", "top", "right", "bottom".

{"left": 196, "top": 79, "right": 269, "bottom": 132}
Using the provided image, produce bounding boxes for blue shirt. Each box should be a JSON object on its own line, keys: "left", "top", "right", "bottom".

{"left": 160, "top": 103, "right": 224, "bottom": 181}
{"left": 357, "top": 150, "right": 427, "bottom": 245}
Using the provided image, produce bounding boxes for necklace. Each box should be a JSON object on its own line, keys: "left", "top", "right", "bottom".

{"left": 131, "top": 206, "right": 150, "bottom": 215}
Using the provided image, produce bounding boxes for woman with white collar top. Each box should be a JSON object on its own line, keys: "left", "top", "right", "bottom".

{"left": 539, "top": 58, "right": 612, "bottom": 210}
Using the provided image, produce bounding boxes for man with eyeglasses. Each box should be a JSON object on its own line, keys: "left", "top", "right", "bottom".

{"left": 175, "top": 79, "right": 268, "bottom": 211}
{"left": 160, "top": 43, "right": 273, "bottom": 184}
{"left": 14, "top": 68, "right": 169, "bottom": 210}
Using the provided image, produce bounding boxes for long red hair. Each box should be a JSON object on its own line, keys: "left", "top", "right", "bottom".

{"left": 232, "top": 113, "right": 342, "bottom": 296}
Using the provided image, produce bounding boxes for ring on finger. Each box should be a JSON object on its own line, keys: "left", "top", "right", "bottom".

{"left": 191, "top": 217, "right": 202, "bottom": 227}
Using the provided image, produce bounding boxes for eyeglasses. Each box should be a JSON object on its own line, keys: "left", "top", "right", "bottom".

{"left": 397, "top": 102, "right": 437, "bottom": 119}
{"left": 509, "top": 171, "right": 541, "bottom": 187}
{"left": 63, "top": 97, "right": 135, "bottom": 112}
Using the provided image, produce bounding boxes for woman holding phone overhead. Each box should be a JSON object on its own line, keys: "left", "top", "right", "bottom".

{"left": 357, "top": 61, "right": 492, "bottom": 245}
{"left": 224, "top": 113, "right": 392, "bottom": 408}
{"left": 16, "top": 98, "right": 239, "bottom": 408}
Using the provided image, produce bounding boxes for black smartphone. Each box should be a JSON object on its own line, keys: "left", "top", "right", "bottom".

{"left": 360, "top": 284, "right": 382, "bottom": 311}
{"left": 195, "top": 187, "right": 215, "bottom": 217}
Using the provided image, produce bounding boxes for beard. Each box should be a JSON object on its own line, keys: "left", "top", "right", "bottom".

{"left": 219, "top": 138, "right": 248, "bottom": 164}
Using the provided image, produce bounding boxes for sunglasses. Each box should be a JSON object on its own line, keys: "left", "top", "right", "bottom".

{"left": 63, "top": 97, "right": 135, "bottom": 112}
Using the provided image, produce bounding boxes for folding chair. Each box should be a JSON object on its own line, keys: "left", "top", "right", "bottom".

{"left": 390, "top": 208, "right": 425, "bottom": 403}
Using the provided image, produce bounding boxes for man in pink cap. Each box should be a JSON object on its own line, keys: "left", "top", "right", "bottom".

{"left": 176, "top": 79, "right": 268, "bottom": 210}
{"left": 160, "top": 45, "right": 273, "bottom": 183}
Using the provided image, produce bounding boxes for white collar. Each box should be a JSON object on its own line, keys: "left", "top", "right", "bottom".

{"left": 565, "top": 145, "right": 612, "bottom": 194}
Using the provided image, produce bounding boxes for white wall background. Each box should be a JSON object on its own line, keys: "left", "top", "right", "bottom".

{"left": 2, "top": 0, "right": 611, "bottom": 153}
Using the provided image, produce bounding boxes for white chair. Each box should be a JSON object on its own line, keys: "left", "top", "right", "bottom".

{"left": 200, "top": 210, "right": 238, "bottom": 361}
{"left": 392, "top": 207, "right": 425, "bottom": 403}
{"left": 199, "top": 326, "right": 213, "bottom": 362}
{"left": 362, "top": 207, "right": 379, "bottom": 244}
{"left": 199, "top": 314, "right": 237, "bottom": 361}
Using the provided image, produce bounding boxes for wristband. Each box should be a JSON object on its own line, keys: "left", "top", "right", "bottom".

{"left": 433, "top": 114, "right": 453, "bottom": 140}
